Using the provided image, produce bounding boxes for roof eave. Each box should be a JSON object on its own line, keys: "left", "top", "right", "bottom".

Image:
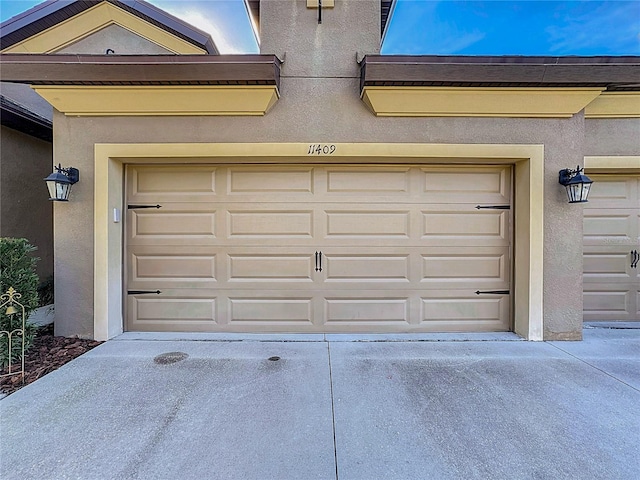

{"left": 1, "top": 95, "right": 53, "bottom": 141}
{"left": 360, "top": 55, "right": 640, "bottom": 92}
{"left": 0, "top": 54, "right": 281, "bottom": 89}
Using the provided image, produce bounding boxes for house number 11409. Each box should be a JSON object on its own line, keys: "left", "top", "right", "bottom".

{"left": 308, "top": 144, "right": 336, "bottom": 155}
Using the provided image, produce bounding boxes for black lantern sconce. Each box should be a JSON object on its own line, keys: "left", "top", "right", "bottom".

{"left": 558, "top": 165, "right": 593, "bottom": 203}
{"left": 44, "top": 164, "right": 79, "bottom": 201}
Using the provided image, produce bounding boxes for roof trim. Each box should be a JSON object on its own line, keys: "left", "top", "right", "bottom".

{"left": 0, "top": 0, "right": 218, "bottom": 54}
{"left": 360, "top": 55, "right": 640, "bottom": 92}
{"left": 1, "top": 94, "right": 53, "bottom": 141}
{"left": 0, "top": 54, "right": 281, "bottom": 89}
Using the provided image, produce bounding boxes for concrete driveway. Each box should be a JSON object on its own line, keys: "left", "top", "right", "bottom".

{"left": 1, "top": 327, "right": 638, "bottom": 480}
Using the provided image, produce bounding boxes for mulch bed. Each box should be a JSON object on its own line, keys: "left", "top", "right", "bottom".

{"left": 0, "top": 324, "right": 103, "bottom": 396}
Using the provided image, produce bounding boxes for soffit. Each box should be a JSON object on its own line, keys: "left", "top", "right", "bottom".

{"left": 0, "top": 53, "right": 281, "bottom": 116}
{"left": 360, "top": 55, "right": 640, "bottom": 118}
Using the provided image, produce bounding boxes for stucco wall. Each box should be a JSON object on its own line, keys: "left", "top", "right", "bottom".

{"left": 56, "top": 24, "right": 173, "bottom": 55}
{"left": 584, "top": 119, "right": 640, "bottom": 156}
{"left": 53, "top": 88, "right": 587, "bottom": 340}
{"left": 50, "top": 0, "right": 606, "bottom": 340}
{"left": 0, "top": 125, "right": 53, "bottom": 282}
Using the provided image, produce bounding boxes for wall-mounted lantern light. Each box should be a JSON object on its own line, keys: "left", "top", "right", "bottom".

{"left": 44, "top": 164, "right": 79, "bottom": 201}
{"left": 558, "top": 165, "right": 593, "bottom": 203}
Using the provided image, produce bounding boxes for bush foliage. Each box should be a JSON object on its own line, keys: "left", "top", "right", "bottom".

{"left": 1, "top": 238, "right": 40, "bottom": 369}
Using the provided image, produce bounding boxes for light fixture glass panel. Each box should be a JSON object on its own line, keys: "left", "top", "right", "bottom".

{"left": 580, "top": 183, "right": 591, "bottom": 202}
{"left": 56, "top": 182, "right": 71, "bottom": 201}
{"left": 46, "top": 180, "right": 57, "bottom": 200}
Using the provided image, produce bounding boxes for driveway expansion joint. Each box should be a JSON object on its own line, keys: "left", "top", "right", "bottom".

{"left": 546, "top": 341, "right": 640, "bottom": 393}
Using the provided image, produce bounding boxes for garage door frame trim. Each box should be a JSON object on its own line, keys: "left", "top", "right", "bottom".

{"left": 94, "top": 143, "right": 544, "bottom": 341}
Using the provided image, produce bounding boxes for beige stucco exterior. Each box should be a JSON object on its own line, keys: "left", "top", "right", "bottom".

{"left": 0, "top": 125, "right": 53, "bottom": 281}
{"left": 4, "top": 0, "right": 634, "bottom": 340}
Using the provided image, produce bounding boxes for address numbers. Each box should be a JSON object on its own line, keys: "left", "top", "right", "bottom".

{"left": 308, "top": 144, "right": 336, "bottom": 155}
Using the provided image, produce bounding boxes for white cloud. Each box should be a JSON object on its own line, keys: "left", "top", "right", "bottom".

{"left": 155, "top": 1, "right": 246, "bottom": 54}
{"left": 176, "top": 9, "right": 243, "bottom": 54}
{"left": 546, "top": 1, "right": 640, "bottom": 54}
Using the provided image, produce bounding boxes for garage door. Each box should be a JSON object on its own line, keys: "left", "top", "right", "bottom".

{"left": 125, "top": 165, "right": 512, "bottom": 332}
{"left": 583, "top": 174, "right": 640, "bottom": 321}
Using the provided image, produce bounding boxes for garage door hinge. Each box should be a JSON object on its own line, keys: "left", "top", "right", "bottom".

{"left": 475, "top": 290, "right": 510, "bottom": 295}
{"left": 127, "top": 290, "right": 161, "bottom": 295}
{"left": 475, "top": 205, "right": 510, "bottom": 210}
{"left": 127, "top": 204, "right": 162, "bottom": 209}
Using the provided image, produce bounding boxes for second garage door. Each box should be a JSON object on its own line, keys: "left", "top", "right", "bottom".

{"left": 125, "top": 165, "right": 512, "bottom": 332}
{"left": 583, "top": 174, "right": 640, "bottom": 321}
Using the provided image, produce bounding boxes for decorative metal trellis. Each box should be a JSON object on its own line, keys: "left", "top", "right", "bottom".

{"left": 1, "top": 287, "right": 26, "bottom": 380}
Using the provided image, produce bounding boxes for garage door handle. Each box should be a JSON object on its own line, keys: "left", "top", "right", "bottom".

{"left": 127, "top": 204, "right": 162, "bottom": 210}
{"left": 127, "top": 290, "right": 162, "bottom": 295}
{"left": 475, "top": 290, "right": 509, "bottom": 295}
{"left": 475, "top": 205, "right": 510, "bottom": 210}
{"left": 315, "top": 251, "right": 323, "bottom": 272}
{"left": 632, "top": 250, "right": 639, "bottom": 268}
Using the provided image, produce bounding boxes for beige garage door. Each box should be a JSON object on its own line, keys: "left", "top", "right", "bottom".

{"left": 125, "top": 165, "right": 512, "bottom": 332}
{"left": 583, "top": 174, "right": 640, "bottom": 321}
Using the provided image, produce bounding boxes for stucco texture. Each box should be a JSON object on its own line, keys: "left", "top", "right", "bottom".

{"left": 56, "top": 24, "right": 173, "bottom": 55}
{"left": 0, "top": 125, "right": 53, "bottom": 281}
{"left": 47, "top": 0, "right": 637, "bottom": 340}
{"left": 53, "top": 80, "right": 586, "bottom": 340}
{"left": 585, "top": 119, "right": 640, "bottom": 156}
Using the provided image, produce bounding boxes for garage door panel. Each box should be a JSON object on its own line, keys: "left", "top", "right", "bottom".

{"left": 324, "top": 297, "right": 410, "bottom": 325}
{"left": 421, "top": 293, "right": 508, "bottom": 327}
{"left": 584, "top": 290, "right": 634, "bottom": 320}
{"left": 128, "top": 296, "right": 217, "bottom": 331}
{"left": 326, "top": 168, "right": 410, "bottom": 194}
{"left": 131, "top": 253, "right": 217, "bottom": 283}
{"left": 583, "top": 250, "right": 634, "bottom": 282}
{"left": 128, "top": 208, "right": 217, "bottom": 244}
{"left": 228, "top": 210, "right": 314, "bottom": 238}
{"left": 228, "top": 254, "right": 314, "bottom": 282}
{"left": 421, "top": 167, "right": 510, "bottom": 204}
{"left": 323, "top": 254, "right": 410, "bottom": 282}
{"left": 228, "top": 167, "right": 314, "bottom": 194}
{"left": 586, "top": 176, "right": 638, "bottom": 209}
{"left": 421, "top": 247, "right": 510, "bottom": 286}
{"left": 325, "top": 210, "right": 410, "bottom": 238}
{"left": 583, "top": 212, "right": 634, "bottom": 244}
{"left": 422, "top": 208, "right": 510, "bottom": 246}
{"left": 228, "top": 297, "right": 314, "bottom": 325}
{"left": 128, "top": 166, "right": 218, "bottom": 202}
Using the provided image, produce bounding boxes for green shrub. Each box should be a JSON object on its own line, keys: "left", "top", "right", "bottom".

{"left": 0, "top": 238, "right": 40, "bottom": 369}
{"left": 38, "top": 275, "right": 55, "bottom": 307}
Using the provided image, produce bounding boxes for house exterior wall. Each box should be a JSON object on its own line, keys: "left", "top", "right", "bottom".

{"left": 53, "top": 101, "right": 585, "bottom": 340}
{"left": 0, "top": 125, "right": 53, "bottom": 282}
{"left": 47, "top": 0, "right": 636, "bottom": 339}
{"left": 56, "top": 24, "right": 174, "bottom": 55}
{"left": 584, "top": 119, "right": 640, "bottom": 156}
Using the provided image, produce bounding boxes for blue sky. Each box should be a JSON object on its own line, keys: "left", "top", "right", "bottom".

{"left": 1, "top": 0, "right": 639, "bottom": 55}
